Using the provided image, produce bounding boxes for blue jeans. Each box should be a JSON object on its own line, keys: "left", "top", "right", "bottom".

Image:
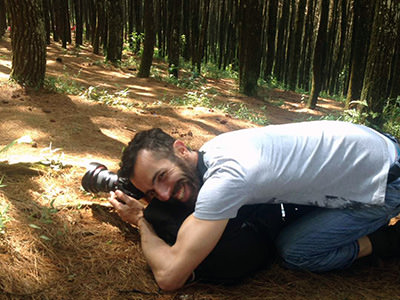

{"left": 275, "top": 178, "right": 400, "bottom": 272}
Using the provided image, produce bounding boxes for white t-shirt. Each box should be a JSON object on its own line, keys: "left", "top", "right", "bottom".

{"left": 194, "top": 121, "right": 396, "bottom": 220}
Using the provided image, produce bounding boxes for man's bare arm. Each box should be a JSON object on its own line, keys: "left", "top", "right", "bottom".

{"left": 138, "top": 214, "right": 228, "bottom": 291}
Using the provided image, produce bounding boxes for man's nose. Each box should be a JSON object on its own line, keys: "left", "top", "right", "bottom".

{"left": 155, "top": 183, "right": 171, "bottom": 201}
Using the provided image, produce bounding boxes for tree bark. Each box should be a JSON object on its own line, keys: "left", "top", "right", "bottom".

{"left": 288, "top": 0, "right": 306, "bottom": 90}
{"left": 389, "top": 13, "right": 400, "bottom": 100}
{"left": 298, "top": 0, "right": 315, "bottom": 91}
{"left": 345, "top": 0, "right": 374, "bottom": 108}
{"left": 361, "top": 0, "right": 398, "bottom": 125}
{"left": 238, "top": 0, "right": 263, "bottom": 96}
{"left": 138, "top": 0, "right": 156, "bottom": 77}
{"left": 264, "top": 0, "right": 278, "bottom": 78}
{"left": 274, "top": 0, "right": 290, "bottom": 82}
{"left": 167, "top": 0, "right": 181, "bottom": 78}
{"left": 195, "top": 0, "right": 210, "bottom": 72}
{"left": 308, "top": 0, "right": 329, "bottom": 109}
{"left": 74, "top": 0, "right": 83, "bottom": 45}
{"left": 7, "top": 0, "right": 46, "bottom": 88}
{"left": 106, "top": 0, "right": 123, "bottom": 63}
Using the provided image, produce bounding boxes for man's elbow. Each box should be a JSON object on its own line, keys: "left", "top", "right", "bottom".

{"left": 155, "top": 271, "right": 189, "bottom": 291}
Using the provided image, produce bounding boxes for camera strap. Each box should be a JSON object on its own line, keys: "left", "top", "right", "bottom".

{"left": 196, "top": 151, "right": 207, "bottom": 184}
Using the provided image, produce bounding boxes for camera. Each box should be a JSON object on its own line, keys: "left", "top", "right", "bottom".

{"left": 81, "top": 162, "right": 144, "bottom": 199}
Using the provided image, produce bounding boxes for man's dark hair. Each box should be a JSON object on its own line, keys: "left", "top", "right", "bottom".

{"left": 118, "top": 128, "right": 176, "bottom": 178}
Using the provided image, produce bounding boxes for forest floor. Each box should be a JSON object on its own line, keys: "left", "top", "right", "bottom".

{"left": 0, "top": 35, "right": 399, "bottom": 300}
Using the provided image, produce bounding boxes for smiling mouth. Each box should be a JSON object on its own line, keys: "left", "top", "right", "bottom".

{"left": 175, "top": 184, "right": 185, "bottom": 201}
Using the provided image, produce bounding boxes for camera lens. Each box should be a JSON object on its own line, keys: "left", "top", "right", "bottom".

{"left": 81, "top": 162, "right": 118, "bottom": 193}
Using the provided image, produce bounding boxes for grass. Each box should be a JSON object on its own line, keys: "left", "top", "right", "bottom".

{"left": 44, "top": 74, "right": 84, "bottom": 95}
{"left": 167, "top": 87, "right": 269, "bottom": 125}
{"left": 313, "top": 97, "right": 400, "bottom": 139}
{"left": 0, "top": 203, "right": 10, "bottom": 235}
{"left": 80, "top": 86, "right": 137, "bottom": 109}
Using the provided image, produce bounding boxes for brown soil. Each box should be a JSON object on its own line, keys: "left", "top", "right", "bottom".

{"left": 0, "top": 36, "right": 398, "bottom": 300}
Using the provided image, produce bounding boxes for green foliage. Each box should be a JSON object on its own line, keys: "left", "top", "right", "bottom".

{"left": 28, "top": 198, "right": 59, "bottom": 241}
{"left": 81, "top": 86, "right": 136, "bottom": 109}
{"left": 258, "top": 77, "right": 288, "bottom": 91}
{"left": 382, "top": 97, "right": 400, "bottom": 139}
{"left": 320, "top": 91, "right": 346, "bottom": 103}
{"left": 1, "top": 135, "right": 33, "bottom": 154}
{"left": 169, "top": 88, "right": 214, "bottom": 107}
{"left": 128, "top": 32, "right": 144, "bottom": 53}
{"left": 202, "top": 63, "right": 238, "bottom": 80}
{"left": 44, "top": 75, "right": 84, "bottom": 95}
{"left": 316, "top": 98, "right": 400, "bottom": 139}
{"left": 218, "top": 103, "right": 269, "bottom": 125}
{"left": 167, "top": 87, "right": 268, "bottom": 125}
{"left": 121, "top": 55, "right": 139, "bottom": 70}
{"left": 166, "top": 72, "right": 207, "bottom": 90}
{"left": 0, "top": 175, "right": 5, "bottom": 188}
{"left": 0, "top": 204, "right": 11, "bottom": 235}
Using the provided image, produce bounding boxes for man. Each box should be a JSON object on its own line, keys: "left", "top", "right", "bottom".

{"left": 109, "top": 120, "right": 400, "bottom": 291}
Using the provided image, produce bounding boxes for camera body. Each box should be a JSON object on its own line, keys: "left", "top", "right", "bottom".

{"left": 81, "top": 162, "right": 144, "bottom": 200}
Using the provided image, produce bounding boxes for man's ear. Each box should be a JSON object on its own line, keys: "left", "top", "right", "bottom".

{"left": 173, "top": 140, "right": 189, "bottom": 158}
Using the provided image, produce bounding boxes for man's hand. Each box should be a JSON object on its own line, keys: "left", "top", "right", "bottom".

{"left": 108, "top": 190, "right": 145, "bottom": 226}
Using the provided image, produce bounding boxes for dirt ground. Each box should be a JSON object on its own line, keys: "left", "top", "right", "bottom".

{"left": 0, "top": 35, "right": 399, "bottom": 300}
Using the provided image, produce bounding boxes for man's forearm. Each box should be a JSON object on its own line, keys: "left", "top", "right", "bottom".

{"left": 138, "top": 217, "right": 191, "bottom": 290}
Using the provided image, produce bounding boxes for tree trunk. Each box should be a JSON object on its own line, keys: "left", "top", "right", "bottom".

{"left": 274, "top": 0, "right": 289, "bottom": 82}
{"left": 308, "top": 0, "right": 329, "bottom": 109}
{"left": 264, "top": 0, "right": 278, "bottom": 78}
{"left": 288, "top": 0, "right": 306, "bottom": 90}
{"left": 74, "top": 0, "right": 83, "bottom": 45}
{"left": 389, "top": 14, "right": 400, "bottom": 100}
{"left": 345, "top": 0, "right": 374, "bottom": 108}
{"left": 7, "top": 0, "right": 46, "bottom": 88}
{"left": 238, "top": 0, "right": 263, "bottom": 96}
{"left": 298, "top": 0, "right": 315, "bottom": 91}
{"left": 42, "top": 0, "right": 51, "bottom": 43}
{"left": 106, "top": 0, "right": 123, "bottom": 63}
{"left": 361, "top": 0, "right": 398, "bottom": 125}
{"left": 53, "top": 0, "right": 70, "bottom": 48}
{"left": 167, "top": 0, "right": 181, "bottom": 78}
{"left": 93, "top": 0, "right": 105, "bottom": 55}
{"left": 138, "top": 0, "right": 155, "bottom": 77}
{"left": 133, "top": 0, "right": 143, "bottom": 53}
{"left": 195, "top": 0, "right": 210, "bottom": 72}
{"left": 191, "top": 0, "right": 200, "bottom": 69}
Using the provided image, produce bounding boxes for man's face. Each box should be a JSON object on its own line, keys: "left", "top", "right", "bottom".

{"left": 131, "top": 149, "right": 200, "bottom": 204}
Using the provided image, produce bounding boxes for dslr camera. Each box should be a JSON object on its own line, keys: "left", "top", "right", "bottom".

{"left": 81, "top": 162, "right": 144, "bottom": 200}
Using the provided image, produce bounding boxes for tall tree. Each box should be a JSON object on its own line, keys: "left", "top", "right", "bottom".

{"left": 7, "top": 0, "right": 46, "bottom": 87}
{"left": 106, "top": 0, "right": 123, "bottom": 63}
{"left": 0, "top": 0, "right": 6, "bottom": 36}
{"left": 388, "top": 13, "right": 400, "bottom": 100}
{"left": 274, "top": 0, "right": 290, "bottom": 82}
{"left": 238, "top": 0, "right": 263, "bottom": 96}
{"left": 138, "top": 0, "right": 155, "bottom": 77}
{"left": 263, "top": 0, "right": 278, "bottom": 78}
{"left": 42, "top": 0, "right": 51, "bottom": 44}
{"left": 167, "top": 0, "right": 181, "bottom": 78}
{"left": 53, "top": 0, "right": 71, "bottom": 48}
{"left": 298, "top": 0, "right": 315, "bottom": 90}
{"left": 308, "top": 0, "right": 329, "bottom": 108}
{"left": 346, "top": 0, "right": 374, "bottom": 107}
{"left": 360, "top": 0, "right": 399, "bottom": 125}
{"left": 194, "top": 0, "right": 210, "bottom": 72}
{"left": 73, "top": 0, "right": 83, "bottom": 45}
{"left": 288, "top": 0, "right": 306, "bottom": 90}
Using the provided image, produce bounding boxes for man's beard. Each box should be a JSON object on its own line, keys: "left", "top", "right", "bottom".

{"left": 168, "top": 154, "right": 201, "bottom": 208}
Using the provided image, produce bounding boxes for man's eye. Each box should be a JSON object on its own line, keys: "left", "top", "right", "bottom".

{"left": 158, "top": 171, "right": 166, "bottom": 181}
